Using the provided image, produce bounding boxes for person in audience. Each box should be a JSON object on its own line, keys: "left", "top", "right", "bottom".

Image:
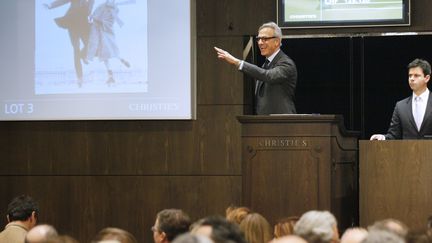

{"left": 270, "top": 235, "right": 308, "bottom": 243}
{"left": 152, "top": 209, "right": 191, "bottom": 243}
{"left": 191, "top": 215, "right": 247, "bottom": 243}
{"left": 294, "top": 210, "right": 339, "bottom": 243}
{"left": 0, "top": 195, "right": 39, "bottom": 243}
{"left": 225, "top": 206, "right": 251, "bottom": 225}
{"left": 172, "top": 233, "right": 214, "bottom": 243}
{"left": 93, "top": 227, "right": 137, "bottom": 243}
{"left": 274, "top": 216, "right": 300, "bottom": 238}
{"left": 368, "top": 218, "right": 408, "bottom": 238}
{"left": 239, "top": 212, "right": 273, "bottom": 243}
{"left": 25, "top": 224, "right": 58, "bottom": 243}
{"left": 405, "top": 230, "right": 432, "bottom": 243}
{"left": 370, "top": 58, "right": 432, "bottom": 140}
{"left": 339, "top": 227, "right": 368, "bottom": 243}
{"left": 362, "top": 229, "right": 404, "bottom": 243}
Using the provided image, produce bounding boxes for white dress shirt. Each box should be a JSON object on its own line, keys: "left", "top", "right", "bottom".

{"left": 412, "top": 88, "right": 429, "bottom": 130}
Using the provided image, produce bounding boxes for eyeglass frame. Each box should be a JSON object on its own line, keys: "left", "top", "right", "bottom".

{"left": 256, "top": 36, "right": 278, "bottom": 42}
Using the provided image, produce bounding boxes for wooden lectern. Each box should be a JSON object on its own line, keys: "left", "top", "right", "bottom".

{"left": 237, "top": 115, "right": 359, "bottom": 230}
{"left": 360, "top": 140, "right": 432, "bottom": 229}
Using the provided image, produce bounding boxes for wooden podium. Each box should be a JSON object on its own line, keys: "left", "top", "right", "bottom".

{"left": 360, "top": 140, "right": 432, "bottom": 229}
{"left": 237, "top": 115, "right": 359, "bottom": 230}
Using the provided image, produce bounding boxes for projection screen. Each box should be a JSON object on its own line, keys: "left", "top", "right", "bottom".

{"left": 0, "top": 0, "right": 196, "bottom": 120}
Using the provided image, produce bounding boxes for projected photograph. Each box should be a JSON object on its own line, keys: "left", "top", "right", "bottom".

{"left": 35, "top": 0, "right": 148, "bottom": 94}
{"left": 284, "top": 0, "right": 404, "bottom": 22}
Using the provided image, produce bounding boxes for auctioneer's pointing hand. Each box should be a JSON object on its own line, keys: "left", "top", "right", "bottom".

{"left": 214, "top": 47, "right": 241, "bottom": 67}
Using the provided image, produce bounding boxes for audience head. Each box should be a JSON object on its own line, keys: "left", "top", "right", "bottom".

{"left": 405, "top": 230, "right": 432, "bottom": 243}
{"left": 25, "top": 224, "right": 58, "bottom": 243}
{"left": 152, "top": 209, "right": 191, "bottom": 243}
{"left": 340, "top": 227, "right": 368, "bottom": 243}
{"left": 6, "top": 195, "right": 39, "bottom": 229}
{"left": 172, "top": 233, "right": 214, "bottom": 243}
{"left": 270, "top": 235, "right": 308, "bottom": 243}
{"left": 274, "top": 216, "right": 300, "bottom": 238}
{"left": 226, "top": 206, "right": 251, "bottom": 225}
{"left": 239, "top": 212, "right": 273, "bottom": 243}
{"left": 93, "top": 227, "right": 138, "bottom": 243}
{"left": 191, "top": 215, "right": 247, "bottom": 243}
{"left": 294, "top": 210, "right": 339, "bottom": 243}
{"left": 368, "top": 218, "right": 408, "bottom": 238}
{"left": 362, "top": 229, "right": 404, "bottom": 243}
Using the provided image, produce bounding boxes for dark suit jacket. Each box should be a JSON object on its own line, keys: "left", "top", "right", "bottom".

{"left": 241, "top": 50, "right": 297, "bottom": 115}
{"left": 385, "top": 92, "right": 432, "bottom": 139}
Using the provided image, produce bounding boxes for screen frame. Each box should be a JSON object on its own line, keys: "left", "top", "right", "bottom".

{"left": 0, "top": 0, "right": 197, "bottom": 121}
{"left": 277, "top": 0, "right": 410, "bottom": 29}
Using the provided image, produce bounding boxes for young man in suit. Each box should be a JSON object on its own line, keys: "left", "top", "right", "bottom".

{"left": 214, "top": 22, "right": 297, "bottom": 115}
{"left": 371, "top": 58, "right": 432, "bottom": 140}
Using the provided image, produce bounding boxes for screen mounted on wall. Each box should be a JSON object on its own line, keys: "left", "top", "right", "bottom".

{"left": 277, "top": 0, "right": 410, "bottom": 28}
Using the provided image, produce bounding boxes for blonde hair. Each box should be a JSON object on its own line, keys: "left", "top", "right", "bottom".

{"left": 239, "top": 213, "right": 273, "bottom": 243}
{"left": 274, "top": 216, "right": 300, "bottom": 238}
{"left": 226, "top": 206, "right": 251, "bottom": 225}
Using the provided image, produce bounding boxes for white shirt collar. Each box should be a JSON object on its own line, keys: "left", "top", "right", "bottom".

{"left": 266, "top": 49, "right": 280, "bottom": 63}
{"left": 413, "top": 88, "right": 430, "bottom": 101}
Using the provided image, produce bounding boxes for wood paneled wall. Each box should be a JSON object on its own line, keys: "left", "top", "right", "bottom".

{"left": 2, "top": 0, "right": 432, "bottom": 242}
{"left": 0, "top": 106, "right": 243, "bottom": 243}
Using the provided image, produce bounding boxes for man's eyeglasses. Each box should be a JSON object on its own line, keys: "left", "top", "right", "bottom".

{"left": 256, "top": 36, "right": 277, "bottom": 42}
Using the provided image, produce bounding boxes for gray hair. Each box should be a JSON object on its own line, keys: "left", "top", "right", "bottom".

{"left": 173, "top": 233, "right": 214, "bottom": 243}
{"left": 368, "top": 219, "right": 408, "bottom": 238}
{"left": 294, "top": 211, "right": 337, "bottom": 243}
{"left": 258, "top": 22, "right": 282, "bottom": 38}
{"left": 361, "top": 230, "right": 404, "bottom": 243}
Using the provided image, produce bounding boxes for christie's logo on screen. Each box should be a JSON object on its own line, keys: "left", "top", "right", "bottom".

{"left": 128, "top": 103, "right": 179, "bottom": 112}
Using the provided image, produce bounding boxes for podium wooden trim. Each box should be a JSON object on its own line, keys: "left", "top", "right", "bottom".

{"left": 238, "top": 114, "right": 359, "bottom": 230}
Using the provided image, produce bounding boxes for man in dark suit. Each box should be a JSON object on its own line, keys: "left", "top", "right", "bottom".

{"left": 371, "top": 58, "right": 432, "bottom": 140}
{"left": 214, "top": 22, "right": 297, "bottom": 115}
